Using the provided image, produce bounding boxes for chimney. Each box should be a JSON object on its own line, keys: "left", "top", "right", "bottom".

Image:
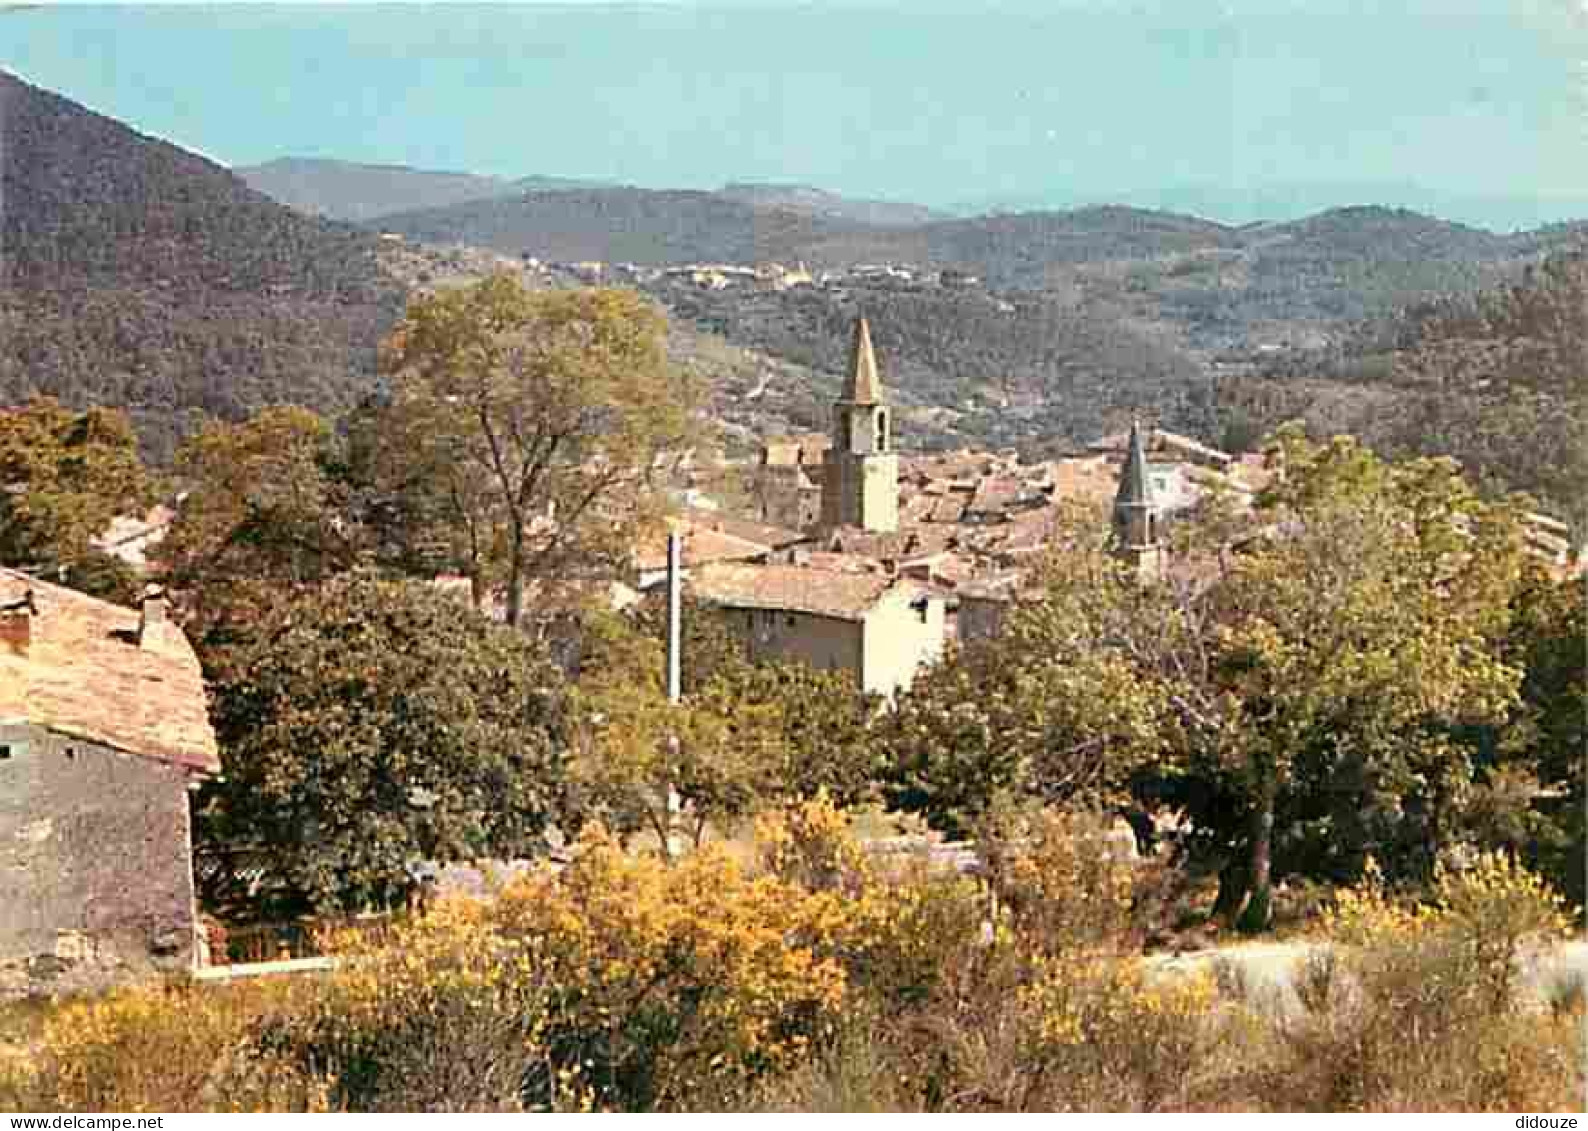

{"left": 0, "top": 590, "right": 37, "bottom": 655}
{"left": 138, "top": 584, "right": 169, "bottom": 651}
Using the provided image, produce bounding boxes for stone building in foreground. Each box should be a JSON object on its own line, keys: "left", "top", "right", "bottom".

{"left": 689, "top": 562, "right": 945, "bottom": 698}
{"left": 0, "top": 570, "right": 219, "bottom": 997}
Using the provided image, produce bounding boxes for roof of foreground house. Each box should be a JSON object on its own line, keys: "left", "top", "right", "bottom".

{"left": 0, "top": 569, "right": 219, "bottom": 773}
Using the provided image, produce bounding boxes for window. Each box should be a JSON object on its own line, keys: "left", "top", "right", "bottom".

{"left": 876, "top": 411, "right": 889, "bottom": 452}
{"left": 0, "top": 746, "right": 9, "bottom": 761}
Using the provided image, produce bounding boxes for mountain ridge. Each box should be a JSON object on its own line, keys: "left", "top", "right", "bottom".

{"left": 0, "top": 70, "right": 405, "bottom": 459}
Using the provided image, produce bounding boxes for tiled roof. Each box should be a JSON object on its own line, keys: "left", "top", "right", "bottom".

{"left": 679, "top": 508, "right": 809, "bottom": 550}
{"left": 927, "top": 496, "right": 967, "bottom": 524}
{"left": 1050, "top": 457, "right": 1118, "bottom": 508}
{"left": 790, "top": 550, "right": 886, "bottom": 574}
{"left": 0, "top": 569, "right": 218, "bottom": 773}
{"left": 957, "top": 569, "right": 1033, "bottom": 602}
{"left": 967, "top": 476, "right": 1023, "bottom": 515}
{"left": 689, "top": 563, "right": 905, "bottom": 621}
{"left": 632, "top": 520, "right": 771, "bottom": 574}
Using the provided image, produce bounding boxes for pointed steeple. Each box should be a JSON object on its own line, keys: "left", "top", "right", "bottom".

{"left": 1115, "top": 418, "right": 1155, "bottom": 510}
{"left": 842, "top": 314, "right": 883, "bottom": 405}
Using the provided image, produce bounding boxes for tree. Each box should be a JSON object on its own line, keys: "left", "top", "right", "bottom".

{"left": 0, "top": 396, "right": 151, "bottom": 598}
{"left": 199, "top": 573, "right": 569, "bottom": 915}
{"left": 567, "top": 603, "right": 884, "bottom": 851}
{"left": 567, "top": 609, "right": 785, "bottom": 853}
{"left": 374, "top": 277, "right": 699, "bottom": 625}
{"left": 1165, "top": 429, "right": 1528, "bottom": 928}
{"left": 883, "top": 530, "right": 1170, "bottom": 839}
{"left": 887, "top": 428, "right": 1532, "bottom": 930}
{"left": 1497, "top": 564, "right": 1587, "bottom": 908}
{"left": 156, "top": 406, "right": 361, "bottom": 666}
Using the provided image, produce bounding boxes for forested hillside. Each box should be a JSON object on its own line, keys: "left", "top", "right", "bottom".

{"left": 1210, "top": 250, "right": 1588, "bottom": 528}
{"left": 0, "top": 72, "right": 405, "bottom": 458}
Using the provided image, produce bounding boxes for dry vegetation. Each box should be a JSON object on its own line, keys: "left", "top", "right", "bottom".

{"left": 2, "top": 799, "right": 1580, "bottom": 1113}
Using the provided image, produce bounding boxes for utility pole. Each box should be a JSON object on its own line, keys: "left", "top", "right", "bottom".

{"left": 664, "top": 530, "right": 684, "bottom": 858}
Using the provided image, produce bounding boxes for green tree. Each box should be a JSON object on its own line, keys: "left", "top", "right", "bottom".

{"left": 374, "top": 277, "right": 699, "bottom": 625}
{"left": 1171, "top": 430, "right": 1527, "bottom": 927}
{"left": 1497, "top": 564, "right": 1587, "bottom": 908}
{"left": 0, "top": 396, "right": 151, "bottom": 598}
{"left": 883, "top": 545, "right": 1171, "bottom": 839}
{"left": 568, "top": 609, "right": 784, "bottom": 853}
{"left": 199, "top": 573, "right": 569, "bottom": 914}
{"left": 887, "top": 428, "right": 1532, "bottom": 930}
{"left": 156, "top": 406, "right": 360, "bottom": 666}
{"left": 568, "top": 603, "right": 883, "bottom": 850}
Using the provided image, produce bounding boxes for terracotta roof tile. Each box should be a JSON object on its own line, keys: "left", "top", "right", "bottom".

{"left": 632, "top": 520, "right": 771, "bottom": 574}
{"left": 0, "top": 569, "right": 218, "bottom": 773}
{"left": 689, "top": 563, "right": 910, "bottom": 621}
{"left": 679, "top": 507, "right": 808, "bottom": 550}
{"left": 790, "top": 550, "right": 886, "bottom": 574}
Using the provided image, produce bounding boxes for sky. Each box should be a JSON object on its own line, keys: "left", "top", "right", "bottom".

{"left": 2, "top": 1, "right": 1584, "bottom": 228}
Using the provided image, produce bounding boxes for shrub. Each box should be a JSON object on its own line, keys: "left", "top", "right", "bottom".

{"left": 1018, "top": 958, "right": 1221, "bottom": 1111}
{"left": 253, "top": 903, "right": 553, "bottom": 1112}
{"left": 488, "top": 827, "right": 849, "bottom": 1111}
{"left": 976, "top": 801, "right": 1143, "bottom": 955}
{"left": 0, "top": 981, "right": 319, "bottom": 1113}
{"left": 1260, "top": 852, "right": 1583, "bottom": 1111}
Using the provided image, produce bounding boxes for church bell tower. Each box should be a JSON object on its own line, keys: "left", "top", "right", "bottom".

{"left": 821, "top": 315, "right": 899, "bottom": 532}
{"left": 1112, "top": 419, "right": 1165, "bottom": 583}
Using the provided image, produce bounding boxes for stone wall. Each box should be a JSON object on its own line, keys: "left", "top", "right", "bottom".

{"left": 0, "top": 723, "right": 202, "bottom": 997}
{"left": 726, "top": 607, "right": 865, "bottom": 679}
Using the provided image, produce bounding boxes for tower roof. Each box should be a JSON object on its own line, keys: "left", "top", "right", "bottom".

{"left": 1115, "top": 419, "right": 1155, "bottom": 510}
{"left": 841, "top": 315, "right": 884, "bottom": 405}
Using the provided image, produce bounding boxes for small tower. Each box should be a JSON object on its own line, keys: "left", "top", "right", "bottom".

{"left": 820, "top": 315, "right": 899, "bottom": 532}
{"left": 1112, "top": 419, "right": 1164, "bottom": 583}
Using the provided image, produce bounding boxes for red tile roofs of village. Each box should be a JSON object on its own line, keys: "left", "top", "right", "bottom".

{"left": 0, "top": 569, "right": 219, "bottom": 774}
{"left": 688, "top": 562, "right": 918, "bottom": 622}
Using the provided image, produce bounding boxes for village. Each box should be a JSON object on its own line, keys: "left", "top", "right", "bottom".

{"left": 1, "top": 303, "right": 1581, "bottom": 1009}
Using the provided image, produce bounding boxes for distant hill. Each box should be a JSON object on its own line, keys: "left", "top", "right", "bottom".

{"left": 235, "top": 157, "right": 611, "bottom": 223}
{"left": 1210, "top": 248, "right": 1588, "bottom": 530}
{"left": 236, "top": 157, "right": 514, "bottom": 222}
{"left": 717, "top": 183, "right": 942, "bottom": 228}
{"left": 0, "top": 72, "right": 405, "bottom": 458}
{"left": 373, "top": 187, "right": 877, "bottom": 265}
{"left": 372, "top": 189, "right": 1564, "bottom": 330}
{"left": 371, "top": 184, "right": 1587, "bottom": 465}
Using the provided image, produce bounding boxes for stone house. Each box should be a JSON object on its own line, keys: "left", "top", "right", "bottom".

{"left": 688, "top": 562, "right": 945, "bottom": 698}
{"left": 0, "top": 570, "right": 219, "bottom": 997}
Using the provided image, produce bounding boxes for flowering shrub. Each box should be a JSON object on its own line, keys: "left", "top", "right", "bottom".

{"left": 0, "top": 982, "right": 319, "bottom": 1113}
{"left": 976, "top": 801, "right": 1141, "bottom": 954}
{"left": 486, "top": 827, "right": 850, "bottom": 1110}
{"left": 1019, "top": 957, "right": 1220, "bottom": 1111}
{"left": 1266, "top": 852, "right": 1584, "bottom": 1111}
{"left": 4, "top": 815, "right": 1580, "bottom": 1113}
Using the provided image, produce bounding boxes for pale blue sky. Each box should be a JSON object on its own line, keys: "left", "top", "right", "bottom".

{"left": 3, "top": 1, "right": 1583, "bottom": 228}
